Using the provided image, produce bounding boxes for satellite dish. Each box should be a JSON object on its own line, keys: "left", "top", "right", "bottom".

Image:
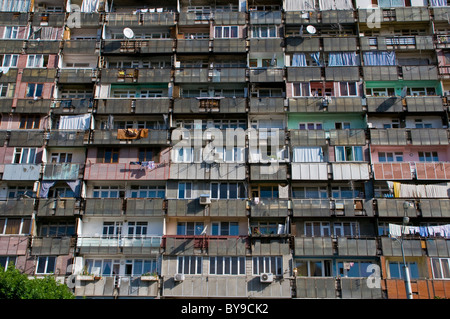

{"left": 306, "top": 25, "right": 316, "bottom": 34}
{"left": 123, "top": 28, "right": 135, "bottom": 39}
{"left": 400, "top": 86, "right": 408, "bottom": 98}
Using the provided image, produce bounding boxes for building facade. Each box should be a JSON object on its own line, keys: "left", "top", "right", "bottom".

{"left": 0, "top": 0, "right": 449, "bottom": 299}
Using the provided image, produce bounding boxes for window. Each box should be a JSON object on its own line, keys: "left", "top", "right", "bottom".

{"left": 365, "top": 87, "right": 395, "bottom": 96}
{"left": 340, "top": 82, "right": 358, "bottom": 96}
{"left": 293, "top": 82, "right": 311, "bottom": 97}
{"left": 211, "top": 222, "right": 239, "bottom": 236}
{"left": 378, "top": 152, "right": 403, "bottom": 162}
{"left": 252, "top": 256, "right": 282, "bottom": 275}
{"left": 334, "top": 122, "right": 351, "bottom": 129}
{"left": 292, "top": 187, "right": 327, "bottom": 199}
{"left": 251, "top": 185, "right": 279, "bottom": 199}
{"left": 0, "top": 218, "right": 31, "bottom": 235}
{"left": 214, "top": 26, "right": 238, "bottom": 38}
{"left": 13, "top": 148, "right": 37, "bottom": 164}
{"left": 102, "top": 222, "right": 122, "bottom": 237}
{"left": 409, "top": 87, "right": 435, "bottom": 96}
{"left": 333, "top": 222, "right": 359, "bottom": 237}
{"left": 295, "top": 259, "right": 332, "bottom": 277}
{"left": 61, "top": 89, "right": 93, "bottom": 99}
{"left": 132, "top": 259, "right": 159, "bottom": 276}
{"left": 27, "top": 55, "right": 45, "bottom": 68}
{"left": 178, "top": 182, "right": 192, "bottom": 199}
{"left": 3, "top": 26, "right": 19, "bottom": 39}
{"left": 2, "top": 54, "right": 18, "bottom": 67}
{"left": 331, "top": 187, "right": 363, "bottom": 199}
{"left": 251, "top": 221, "right": 285, "bottom": 235}
{"left": 177, "top": 222, "right": 204, "bottom": 235}
{"left": 382, "top": 119, "right": 400, "bottom": 128}
{"left": 0, "top": 256, "right": 16, "bottom": 270}
{"left": 138, "top": 148, "right": 160, "bottom": 163}
{"left": 210, "top": 183, "right": 246, "bottom": 199}
{"left": 36, "top": 256, "right": 56, "bottom": 274}
{"left": 48, "top": 187, "right": 75, "bottom": 198}
{"left": 177, "top": 256, "right": 202, "bottom": 274}
{"left": 112, "top": 90, "right": 136, "bottom": 98}
{"left": 50, "top": 152, "right": 72, "bottom": 163}
{"left": 431, "top": 258, "right": 450, "bottom": 279}
{"left": 298, "top": 122, "right": 323, "bottom": 130}
{"left": 127, "top": 222, "right": 147, "bottom": 237}
{"left": 414, "top": 119, "right": 433, "bottom": 128}
{"left": 0, "top": 83, "right": 13, "bottom": 97}
{"left": 388, "top": 261, "right": 419, "bottom": 279}
{"left": 337, "top": 261, "right": 374, "bottom": 278}
{"left": 305, "top": 222, "right": 331, "bottom": 237}
{"left": 210, "top": 257, "right": 245, "bottom": 275}
{"left": 335, "top": 146, "right": 363, "bottom": 162}
{"left": 251, "top": 26, "right": 277, "bottom": 38}
{"left": 93, "top": 186, "right": 125, "bottom": 198}
{"left": 97, "top": 148, "right": 119, "bottom": 163}
{"left": 7, "top": 186, "right": 33, "bottom": 199}
{"left": 19, "top": 115, "right": 40, "bottom": 129}
{"left": 39, "top": 222, "right": 75, "bottom": 237}
{"left": 130, "top": 185, "right": 165, "bottom": 199}
{"left": 26, "top": 83, "right": 43, "bottom": 98}
{"left": 418, "top": 151, "right": 439, "bottom": 162}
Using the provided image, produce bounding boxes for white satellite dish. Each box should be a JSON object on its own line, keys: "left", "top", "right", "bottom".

{"left": 123, "top": 28, "right": 135, "bottom": 39}
{"left": 306, "top": 25, "right": 317, "bottom": 35}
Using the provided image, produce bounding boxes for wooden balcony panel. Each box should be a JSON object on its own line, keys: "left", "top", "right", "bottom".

{"left": 21, "top": 68, "right": 57, "bottom": 82}
{"left": 58, "top": 69, "right": 95, "bottom": 83}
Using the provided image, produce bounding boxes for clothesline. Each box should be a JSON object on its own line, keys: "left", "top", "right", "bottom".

{"left": 389, "top": 223, "right": 450, "bottom": 239}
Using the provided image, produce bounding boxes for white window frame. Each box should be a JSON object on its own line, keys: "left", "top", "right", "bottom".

{"left": 251, "top": 25, "right": 277, "bottom": 38}
{"left": 214, "top": 26, "right": 238, "bottom": 39}
{"left": 112, "top": 90, "right": 136, "bottom": 98}
{"left": 210, "top": 182, "right": 246, "bottom": 200}
{"left": 418, "top": 151, "right": 439, "bottom": 162}
{"left": 13, "top": 147, "right": 37, "bottom": 164}
{"left": 378, "top": 152, "right": 403, "bottom": 163}
{"left": 7, "top": 186, "right": 33, "bottom": 199}
{"left": 298, "top": 122, "right": 323, "bottom": 130}
{"left": 252, "top": 256, "right": 282, "bottom": 275}
{"left": 211, "top": 221, "right": 240, "bottom": 236}
{"left": 294, "top": 259, "right": 333, "bottom": 277}
{"left": 293, "top": 82, "right": 311, "bottom": 97}
{"left": 292, "top": 186, "right": 328, "bottom": 199}
{"left": 26, "top": 83, "right": 43, "bottom": 98}
{"left": 27, "top": 55, "right": 44, "bottom": 68}
{"left": 431, "top": 258, "right": 450, "bottom": 279}
{"left": 339, "top": 82, "right": 358, "bottom": 97}
{"left": 0, "top": 256, "right": 16, "bottom": 271}
{"left": 50, "top": 152, "right": 72, "bottom": 163}
{"left": 335, "top": 146, "right": 363, "bottom": 162}
{"left": 178, "top": 182, "right": 193, "bottom": 199}
{"left": 93, "top": 186, "right": 125, "bottom": 198}
{"left": 3, "top": 26, "right": 19, "bottom": 39}
{"left": 333, "top": 222, "right": 360, "bottom": 237}
{"left": 209, "top": 256, "right": 245, "bottom": 275}
{"left": 2, "top": 54, "right": 18, "bottom": 67}
{"left": 127, "top": 222, "right": 148, "bottom": 237}
{"left": 35, "top": 256, "right": 56, "bottom": 274}
{"left": 130, "top": 185, "right": 165, "bottom": 199}
{"left": 304, "top": 221, "right": 331, "bottom": 237}
{"left": 102, "top": 221, "right": 123, "bottom": 237}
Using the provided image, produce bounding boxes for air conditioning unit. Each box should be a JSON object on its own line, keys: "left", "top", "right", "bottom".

{"left": 260, "top": 273, "right": 273, "bottom": 283}
{"left": 174, "top": 273, "right": 185, "bottom": 282}
{"left": 199, "top": 194, "right": 211, "bottom": 205}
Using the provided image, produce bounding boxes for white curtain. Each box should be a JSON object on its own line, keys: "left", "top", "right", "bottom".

{"left": 319, "top": 0, "right": 353, "bottom": 10}
{"left": 58, "top": 114, "right": 91, "bottom": 130}
{"left": 387, "top": 182, "right": 450, "bottom": 198}
{"left": 292, "top": 53, "right": 307, "bottom": 67}
{"left": 328, "top": 52, "right": 359, "bottom": 66}
{"left": 363, "top": 51, "right": 396, "bottom": 66}
{"left": 293, "top": 147, "right": 323, "bottom": 162}
{"left": 285, "top": 0, "right": 316, "bottom": 11}
{"left": 430, "top": 0, "right": 447, "bottom": 6}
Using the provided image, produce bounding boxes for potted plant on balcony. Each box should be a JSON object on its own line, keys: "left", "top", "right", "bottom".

{"left": 76, "top": 267, "right": 95, "bottom": 281}
{"left": 140, "top": 272, "right": 159, "bottom": 281}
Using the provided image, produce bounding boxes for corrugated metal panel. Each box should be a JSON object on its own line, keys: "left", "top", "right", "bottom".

{"left": 295, "top": 277, "right": 336, "bottom": 298}
{"left": 291, "top": 163, "right": 329, "bottom": 180}
{"left": 332, "top": 163, "right": 370, "bottom": 180}
{"left": 2, "top": 164, "right": 41, "bottom": 181}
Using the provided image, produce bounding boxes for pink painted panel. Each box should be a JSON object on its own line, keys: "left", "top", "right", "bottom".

{"left": 373, "top": 163, "right": 413, "bottom": 180}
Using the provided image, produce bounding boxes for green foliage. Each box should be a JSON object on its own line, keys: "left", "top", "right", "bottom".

{"left": 0, "top": 265, "right": 75, "bottom": 299}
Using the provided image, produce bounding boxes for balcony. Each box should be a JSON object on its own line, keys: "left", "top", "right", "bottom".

{"left": 418, "top": 199, "right": 450, "bottom": 218}
{"left": 0, "top": 12, "right": 29, "bottom": 25}
{"left": 47, "top": 130, "right": 88, "bottom": 147}
{"left": 285, "top": 37, "right": 320, "bottom": 53}
{"left": 362, "top": 66, "right": 399, "bottom": 81}
{"left": 295, "top": 278, "right": 336, "bottom": 299}
{"left": 0, "top": 68, "right": 18, "bottom": 82}
{"left": 287, "top": 67, "right": 322, "bottom": 82}
{"left": 289, "top": 97, "right": 363, "bottom": 113}
{"left": 410, "top": 129, "right": 449, "bottom": 146}
{"left": 14, "top": 99, "right": 52, "bottom": 114}
{"left": 0, "top": 198, "right": 35, "bottom": 216}
{"left": 167, "top": 199, "right": 247, "bottom": 217}
{"left": 0, "top": 235, "right": 28, "bottom": 256}
{"left": 358, "top": 7, "right": 429, "bottom": 23}
{"left": 173, "top": 97, "right": 246, "bottom": 114}
{"left": 84, "top": 198, "right": 123, "bottom": 216}
{"left": 376, "top": 199, "right": 418, "bottom": 217}
{"left": 249, "top": 11, "right": 282, "bottom": 24}
{"left": 414, "top": 162, "right": 450, "bottom": 180}
{"left": 58, "top": 69, "right": 96, "bottom": 84}
{"left": 8, "top": 130, "right": 45, "bottom": 147}
{"left": 401, "top": 65, "right": 438, "bottom": 81}
{"left": 37, "top": 199, "right": 80, "bottom": 217}
{"left": 25, "top": 41, "right": 60, "bottom": 54}
{"left": 84, "top": 162, "right": 170, "bottom": 181}
{"left": 291, "top": 199, "right": 330, "bottom": 217}
{"left": 331, "top": 199, "right": 374, "bottom": 217}
{"left": 169, "top": 163, "right": 246, "bottom": 180}
{"left": 249, "top": 97, "right": 285, "bottom": 113}
{"left": 370, "top": 129, "right": 408, "bottom": 145}
{"left": 249, "top": 198, "right": 289, "bottom": 217}
{"left": 323, "top": 37, "right": 358, "bottom": 52}
{"left": 210, "top": 68, "right": 246, "bottom": 83}
{"left": 63, "top": 40, "right": 98, "bottom": 54}
{"left": 31, "top": 12, "right": 65, "bottom": 27}
{"left": 291, "top": 163, "right": 329, "bottom": 180}
{"left": 2, "top": 164, "right": 41, "bottom": 181}
{"left": 96, "top": 98, "right": 170, "bottom": 114}
{"left": 329, "top": 129, "right": 366, "bottom": 146}
{"left": 106, "top": 12, "right": 176, "bottom": 26}
{"left": 249, "top": 38, "right": 284, "bottom": 52}
{"left": 380, "top": 237, "right": 423, "bottom": 257}
{"left": 102, "top": 39, "right": 174, "bottom": 54}
{"left": 250, "top": 163, "right": 288, "bottom": 180}
{"left": 77, "top": 236, "right": 162, "bottom": 255}
{"left": 177, "top": 39, "right": 210, "bottom": 53}
{"left": 31, "top": 237, "right": 74, "bottom": 256}
{"left": 248, "top": 68, "right": 284, "bottom": 82}
{"left": 100, "top": 68, "right": 171, "bottom": 83}
{"left": 372, "top": 163, "right": 413, "bottom": 180}
{"left": 124, "top": 198, "right": 165, "bottom": 217}
{"left": 294, "top": 237, "right": 334, "bottom": 256}
{"left": 88, "top": 129, "right": 168, "bottom": 145}
{"left": 178, "top": 12, "right": 211, "bottom": 26}
{"left": 337, "top": 237, "right": 378, "bottom": 256}
{"left": 285, "top": 11, "right": 320, "bottom": 25}
{"left": 331, "top": 163, "right": 370, "bottom": 180}
{"left": 212, "top": 38, "right": 246, "bottom": 53}
{"left": 366, "top": 97, "right": 403, "bottom": 113}
{"left": 289, "top": 129, "right": 327, "bottom": 146}
{"left": 405, "top": 96, "right": 445, "bottom": 112}
{"left": 325, "top": 66, "right": 360, "bottom": 82}
{"left": 321, "top": 10, "right": 355, "bottom": 23}
{"left": 174, "top": 68, "right": 208, "bottom": 83}
{"left": 163, "top": 235, "right": 248, "bottom": 256}
{"left": 52, "top": 99, "right": 93, "bottom": 114}
{"left": 361, "top": 36, "right": 434, "bottom": 51}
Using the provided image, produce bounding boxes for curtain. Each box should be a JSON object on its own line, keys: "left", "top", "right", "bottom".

{"left": 66, "top": 180, "right": 81, "bottom": 197}
{"left": 39, "top": 181, "right": 56, "bottom": 198}
{"left": 292, "top": 53, "right": 307, "bottom": 67}
{"left": 363, "top": 51, "right": 396, "bottom": 66}
{"left": 293, "top": 147, "right": 323, "bottom": 162}
{"left": 285, "top": 0, "right": 316, "bottom": 10}
{"left": 318, "top": 0, "right": 353, "bottom": 10}
{"left": 430, "top": 0, "right": 447, "bottom": 6}
{"left": 328, "top": 52, "right": 359, "bottom": 66}
{"left": 310, "top": 52, "right": 322, "bottom": 66}
{"left": 81, "top": 0, "right": 100, "bottom": 12}
{"left": 0, "top": 0, "right": 31, "bottom": 12}
{"left": 58, "top": 114, "right": 91, "bottom": 130}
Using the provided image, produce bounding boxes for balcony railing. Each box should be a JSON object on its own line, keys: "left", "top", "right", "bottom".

{"left": 84, "top": 162, "right": 170, "bottom": 181}
{"left": 162, "top": 235, "right": 248, "bottom": 255}
{"left": 77, "top": 236, "right": 162, "bottom": 255}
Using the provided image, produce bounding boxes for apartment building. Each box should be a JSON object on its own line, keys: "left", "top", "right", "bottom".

{"left": 0, "top": 0, "right": 449, "bottom": 299}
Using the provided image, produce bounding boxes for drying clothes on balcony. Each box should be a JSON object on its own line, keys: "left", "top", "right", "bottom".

{"left": 0, "top": 0, "right": 30, "bottom": 12}
{"left": 79, "top": 0, "right": 103, "bottom": 12}
{"left": 318, "top": 0, "right": 353, "bottom": 10}
{"left": 58, "top": 114, "right": 91, "bottom": 130}
{"left": 389, "top": 223, "right": 450, "bottom": 238}
{"left": 363, "top": 51, "right": 396, "bottom": 66}
{"left": 140, "top": 161, "right": 156, "bottom": 170}
{"left": 387, "top": 181, "right": 450, "bottom": 198}
{"left": 328, "top": 52, "right": 359, "bottom": 66}
{"left": 285, "top": 0, "right": 315, "bottom": 11}
{"left": 117, "top": 128, "right": 149, "bottom": 140}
